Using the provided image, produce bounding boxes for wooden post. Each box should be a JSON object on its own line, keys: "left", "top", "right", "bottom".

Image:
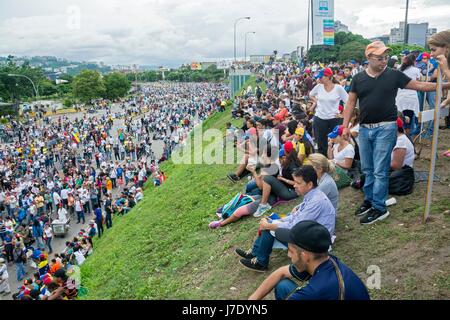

{"left": 423, "top": 67, "right": 442, "bottom": 223}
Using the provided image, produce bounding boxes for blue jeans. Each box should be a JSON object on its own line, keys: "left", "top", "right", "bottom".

{"left": 77, "top": 211, "right": 85, "bottom": 224}
{"left": 46, "top": 236, "right": 53, "bottom": 253}
{"left": 417, "top": 91, "right": 436, "bottom": 137}
{"left": 251, "top": 230, "right": 286, "bottom": 267}
{"left": 274, "top": 279, "right": 298, "bottom": 300}
{"left": 359, "top": 123, "right": 397, "bottom": 212}
{"left": 16, "top": 262, "right": 26, "bottom": 281}
{"left": 245, "top": 180, "right": 259, "bottom": 194}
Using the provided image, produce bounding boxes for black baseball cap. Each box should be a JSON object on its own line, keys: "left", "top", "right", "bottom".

{"left": 275, "top": 220, "right": 332, "bottom": 253}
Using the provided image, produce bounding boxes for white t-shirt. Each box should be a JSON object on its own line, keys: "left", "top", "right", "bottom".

{"left": 74, "top": 251, "right": 86, "bottom": 265}
{"left": 396, "top": 66, "right": 421, "bottom": 115}
{"left": 392, "top": 134, "right": 415, "bottom": 168}
{"left": 75, "top": 200, "right": 83, "bottom": 212}
{"left": 60, "top": 189, "right": 69, "bottom": 200}
{"left": 332, "top": 143, "right": 355, "bottom": 163}
{"left": 310, "top": 84, "right": 349, "bottom": 120}
{"left": 44, "top": 227, "right": 53, "bottom": 239}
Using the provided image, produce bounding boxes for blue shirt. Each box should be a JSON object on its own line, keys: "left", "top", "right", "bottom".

{"left": 288, "top": 256, "right": 370, "bottom": 300}
{"left": 278, "top": 188, "right": 336, "bottom": 236}
{"left": 94, "top": 208, "right": 103, "bottom": 221}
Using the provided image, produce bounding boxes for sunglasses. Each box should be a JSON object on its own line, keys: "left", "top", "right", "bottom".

{"left": 369, "top": 55, "right": 389, "bottom": 62}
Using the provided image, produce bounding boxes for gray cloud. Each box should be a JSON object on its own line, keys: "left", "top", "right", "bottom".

{"left": 0, "top": 0, "right": 448, "bottom": 67}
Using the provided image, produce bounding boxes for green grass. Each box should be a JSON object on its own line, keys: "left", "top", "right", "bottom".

{"left": 238, "top": 76, "right": 267, "bottom": 97}
{"left": 81, "top": 84, "right": 450, "bottom": 300}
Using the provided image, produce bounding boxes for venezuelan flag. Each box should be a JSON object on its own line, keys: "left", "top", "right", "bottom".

{"left": 71, "top": 132, "right": 80, "bottom": 144}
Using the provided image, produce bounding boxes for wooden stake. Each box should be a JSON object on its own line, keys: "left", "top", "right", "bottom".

{"left": 423, "top": 67, "right": 442, "bottom": 223}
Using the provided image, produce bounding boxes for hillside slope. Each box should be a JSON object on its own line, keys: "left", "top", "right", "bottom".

{"left": 81, "top": 94, "right": 450, "bottom": 300}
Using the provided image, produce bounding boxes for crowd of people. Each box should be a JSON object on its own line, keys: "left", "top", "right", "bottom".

{"left": 213, "top": 31, "right": 450, "bottom": 300}
{"left": 1, "top": 28, "right": 449, "bottom": 300}
{"left": 0, "top": 81, "right": 229, "bottom": 299}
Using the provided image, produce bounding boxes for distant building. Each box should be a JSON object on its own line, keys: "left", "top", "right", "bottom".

{"left": 427, "top": 28, "right": 437, "bottom": 42}
{"left": 389, "top": 21, "right": 406, "bottom": 44}
{"left": 139, "top": 65, "right": 160, "bottom": 71}
{"left": 390, "top": 21, "right": 436, "bottom": 47}
{"left": 291, "top": 50, "right": 299, "bottom": 62}
{"left": 407, "top": 22, "right": 428, "bottom": 47}
{"left": 334, "top": 20, "right": 349, "bottom": 33}
{"left": 282, "top": 53, "right": 291, "bottom": 62}
{"left": 249, "top": 55, "right": 272, "bottom": 64}
{"left": 370, "top": 35, "right": 390, "bottom": 45}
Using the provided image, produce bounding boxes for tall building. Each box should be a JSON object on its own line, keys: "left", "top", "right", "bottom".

{"left": 389, "top": 21, "right": 406, "bottom": 44}
{"left": 334, "top": 20, "right": 349, "bottom": 33}
{"left": 389, "top": 21, "right": 437, "bottom": 46}
{"left": 407, "top": 22, "right": 428, "bottom": 47}
{"left": 427, "top": 28, "right": 437, "bottom": 41}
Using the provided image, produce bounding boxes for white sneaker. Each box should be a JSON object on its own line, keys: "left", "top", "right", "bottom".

{"left": 253, "top": 204, "right": 272, "bottom": 217}
{"left": 385, "top": 197, "right": 397, "bottom": 207}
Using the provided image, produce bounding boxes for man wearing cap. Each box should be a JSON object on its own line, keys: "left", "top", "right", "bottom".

{"left": 236, "top": 166, "right": 335, "bottom": 272}
{"left": 342, "top": 41, "right": 450, "bottom": 225}
{"left": 249, "top": 221, "right": 370, "bottom": 300}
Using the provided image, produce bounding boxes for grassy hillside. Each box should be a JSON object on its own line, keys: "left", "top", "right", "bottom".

{"left": 81, "top": 81, "right": 450, "bottom": 300}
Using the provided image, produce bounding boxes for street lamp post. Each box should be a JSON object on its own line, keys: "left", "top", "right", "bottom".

{"left": 234, "top": 17, "right": 251, "bottom": 62}
{"left": 244, "top": 31, "right": 256, "bottom": 62}
{"left": 8, "top": 73, "right": 39, "bottom": 98}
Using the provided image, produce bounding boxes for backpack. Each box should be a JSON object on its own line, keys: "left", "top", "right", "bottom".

{"left": 220, "top": 193, "right": 256, "bottom": 219}
{"left": 389, "top": 166, "right": 414, "bottom": 195}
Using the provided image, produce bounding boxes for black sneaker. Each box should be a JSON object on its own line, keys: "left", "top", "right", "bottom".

{"left": 227, "top": 173, "right": 239, "bottom": 183}
{"left": 360, "top": 208, "right": 390, "bottom": 225}
{"left": 355, "top": 200, "right": 372, "bottom": 217}
{"left": 239, "top": 257, "right": 268, "bottom": 272}
{"left": 235, "top": 248, "right": 255, "bottom": 260}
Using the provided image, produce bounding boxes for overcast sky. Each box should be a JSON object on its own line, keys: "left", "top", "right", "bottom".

{"left": 1, "top": 0, "right": 449, "bottom": 67}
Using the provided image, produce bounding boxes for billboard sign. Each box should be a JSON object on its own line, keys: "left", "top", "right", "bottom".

{"left": 190, "top": 62, "right": 202, "bottom": 70}
{"left": 312, "top": 0, "right": 335, "bottom": 46}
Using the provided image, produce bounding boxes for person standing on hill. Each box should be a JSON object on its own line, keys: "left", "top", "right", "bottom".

{"left": 342, "top": 41, "right": 450, "bottom": 225}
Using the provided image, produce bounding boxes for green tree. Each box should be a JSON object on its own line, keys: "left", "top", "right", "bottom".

{"left": 72, "top": 70, "right": 106, "bottom": 104}
{"left": 338, "top": 41, "right": 368, "bottom": 63}
{"left": 104, "top": 72, "right": 131, "bottom": 100}
{"left": 387, "top": 44, "right": 425, "bottom": 57}
{"left": 307, "top": 31, "right": 371, "bottom": 63}
{"left": 39, "top": 79, "right": 58, "bottom": 96}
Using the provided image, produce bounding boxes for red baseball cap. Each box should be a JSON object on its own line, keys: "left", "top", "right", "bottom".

{"left": 283, "top": 141, "right": 294, "bottom": 154}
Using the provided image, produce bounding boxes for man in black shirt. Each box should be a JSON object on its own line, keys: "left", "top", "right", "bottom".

{"left": 343, "top": 41, "right": 450, "bottom": 225}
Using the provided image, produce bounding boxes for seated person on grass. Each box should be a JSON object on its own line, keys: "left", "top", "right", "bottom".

{"left": 327, "top": 125, "right": 354, "bottom": 172}
{"left": 388, "top": 117, "right": 415, "bottom": 196}
{"left": 249, "top": 220, "right": 370, "bottom": 300}
{"left": 307, "top": 153, "right": 339, "bottom": 211}
{"left": 253, "top": 141, "right": 302, "bottom": 217}
{"left": 209, "top": 143, "right": 300, "bottom": 230}
{"left": 235, "top": 165, "right": 336, "bottom": 272}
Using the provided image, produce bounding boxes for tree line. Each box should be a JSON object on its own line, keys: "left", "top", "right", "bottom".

{"left": 307, "top": 32, "right": 425, "bottom": 63}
